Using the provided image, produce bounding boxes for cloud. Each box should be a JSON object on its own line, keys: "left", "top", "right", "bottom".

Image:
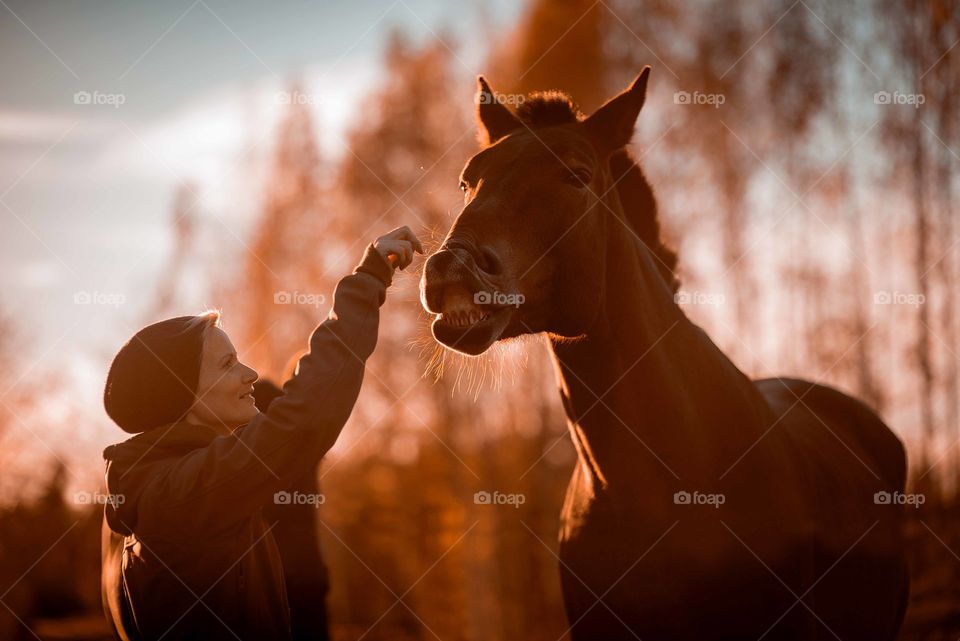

{"left": 0, "top": 111, "right": 118, "bottom": 145}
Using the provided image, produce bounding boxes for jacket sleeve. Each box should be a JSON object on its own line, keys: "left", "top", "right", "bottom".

{"left": 136, "top": 245, "right": 394, "bottom": 536}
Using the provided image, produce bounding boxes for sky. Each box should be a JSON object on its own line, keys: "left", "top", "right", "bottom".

{"left": 0, "top": 0, "right": 524, "bottom": 490}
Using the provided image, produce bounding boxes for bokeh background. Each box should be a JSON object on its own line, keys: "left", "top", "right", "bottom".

{"left": 1, "top": 0, "right": 959, "bottom": 639}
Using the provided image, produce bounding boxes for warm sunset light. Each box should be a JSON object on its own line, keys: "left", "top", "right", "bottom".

{"left": 1, "top": 1, "right": 957, "bottom": 639}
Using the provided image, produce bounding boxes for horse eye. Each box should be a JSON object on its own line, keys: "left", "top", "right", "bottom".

{"left": 563, "top": 167, "right": 592, "bottom": 187}
{"left": 459, "top": 180, "right": 468, "bottom": 193}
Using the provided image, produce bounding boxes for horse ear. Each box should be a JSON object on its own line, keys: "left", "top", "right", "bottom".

{"left": 476, "top": 76, "right": 521, "bottom": 146}
{"left": 583, "top": 66, "right": 651, "bottom": 156}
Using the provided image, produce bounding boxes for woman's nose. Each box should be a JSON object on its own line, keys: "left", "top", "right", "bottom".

{"left": 242, "top": 365, "right": 259, "bottom": 385}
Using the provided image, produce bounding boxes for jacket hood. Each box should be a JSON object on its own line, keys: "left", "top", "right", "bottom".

{"left": 102, "top": 420, "right": 221, "bottom": 535}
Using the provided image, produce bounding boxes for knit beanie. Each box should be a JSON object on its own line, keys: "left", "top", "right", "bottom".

{"left": 103, "top": 315, "right": 211, "bottom": 434}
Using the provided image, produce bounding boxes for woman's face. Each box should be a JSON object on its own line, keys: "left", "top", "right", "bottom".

{"left": 186, "top": 327, "right": 259, "bottom": 432}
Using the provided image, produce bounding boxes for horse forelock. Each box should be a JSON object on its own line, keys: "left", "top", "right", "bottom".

{"left": 515, "top": 91, "right": 585, "bottom": 128}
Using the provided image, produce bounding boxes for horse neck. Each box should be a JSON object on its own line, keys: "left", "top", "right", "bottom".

{"left": 548, "top": 200, "right": 774, "bottom": 492}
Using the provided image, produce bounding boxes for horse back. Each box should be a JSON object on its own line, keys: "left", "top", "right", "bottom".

{"left": 756, "top": 377, "right": 906, "bottom": 493}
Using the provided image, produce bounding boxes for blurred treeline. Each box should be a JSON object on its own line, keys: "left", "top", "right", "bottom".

{"left": 2, "top": 0, "right": 960, "bottom": 639}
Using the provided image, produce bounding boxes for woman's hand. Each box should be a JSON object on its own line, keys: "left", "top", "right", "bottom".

{"left": 373, "top": 225, "right": 424, "bottom": 271}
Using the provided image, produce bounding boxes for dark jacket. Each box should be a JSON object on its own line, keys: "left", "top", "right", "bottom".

{"left": 256, "top": 380, "right": 332, "bottom": 641}
{"left": 100, "top": 246, "right": 392, "bottom": 641}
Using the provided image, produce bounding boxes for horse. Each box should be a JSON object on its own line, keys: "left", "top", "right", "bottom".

{"left": 419, "top": 67, "right": 909, "bottom": 640}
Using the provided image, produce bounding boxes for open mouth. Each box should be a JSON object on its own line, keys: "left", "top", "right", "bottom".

{"left": 431, "top": 284, "right": 514, "bottom": 355}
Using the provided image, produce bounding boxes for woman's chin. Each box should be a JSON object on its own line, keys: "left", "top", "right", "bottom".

{"left": 219, "top": 408, "right": 259, "bottom": 431}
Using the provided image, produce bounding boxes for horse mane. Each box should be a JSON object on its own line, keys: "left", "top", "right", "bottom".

{"left": 514, "top": 91, "right": 680, "bottom": 292}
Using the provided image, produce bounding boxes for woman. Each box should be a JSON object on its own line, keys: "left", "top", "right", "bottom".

{"left": 100, "top": 226, "right": 422, "bottom": 641}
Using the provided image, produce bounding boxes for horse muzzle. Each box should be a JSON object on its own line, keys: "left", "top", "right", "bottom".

{"left": 420, "top": 242, "right": 517, "bottom": 355}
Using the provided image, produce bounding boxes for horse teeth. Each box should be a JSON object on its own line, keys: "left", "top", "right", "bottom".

{"left": 439, "top": 305, "right": 495, "bottom": 328}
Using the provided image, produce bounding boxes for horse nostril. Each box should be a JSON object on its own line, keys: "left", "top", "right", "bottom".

{"left": 477, "top": 246, "right": 503, "bottom": 276}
